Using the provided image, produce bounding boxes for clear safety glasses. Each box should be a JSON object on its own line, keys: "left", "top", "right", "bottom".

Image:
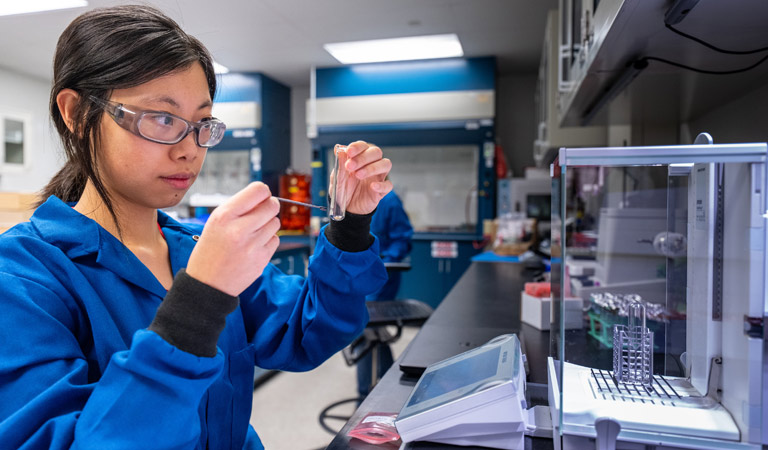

{"left": 89, "top": 96, "right": 226, "bottom": 148}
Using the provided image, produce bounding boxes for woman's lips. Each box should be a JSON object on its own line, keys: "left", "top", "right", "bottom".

{"left": 160, "top": 173, "right": 194, "bottom": 189}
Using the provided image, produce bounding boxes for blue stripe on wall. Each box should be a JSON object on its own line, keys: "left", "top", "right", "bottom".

{"left": 316, "top": 120, "right": 491, "bottom": 134}
{"left": 215, "top": 72, "right": 263, "bottom": 103}
{"left": 316, "top": 56, "right": 495, "bottom": 98}
{"left": 212, "top": 130, "right": 258, "bottom": 151}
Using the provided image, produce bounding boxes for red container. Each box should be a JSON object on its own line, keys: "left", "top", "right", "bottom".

{"left": 279, "top": 173, "right": 311, "bottom": 232}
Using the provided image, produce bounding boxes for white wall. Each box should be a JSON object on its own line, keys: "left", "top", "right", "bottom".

{"left": 290, "top": 86, "right": 312, "bottom": 175}
{"left": 0, "top": 68, "right": 61, "bottom": 193}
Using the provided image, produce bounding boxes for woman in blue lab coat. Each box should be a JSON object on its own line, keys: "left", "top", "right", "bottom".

{"left": 368, "top": 190, "right": 414, "bottom": 301}
{"left": 0, "top": 5, "right": 390, "bottom": 450}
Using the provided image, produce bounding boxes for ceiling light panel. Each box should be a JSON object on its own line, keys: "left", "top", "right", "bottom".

{"left": 0, "top": 0, "right": 88, "bottom": 17}
{"left": 324, "top": 34, "right": 464, "bottom": 64}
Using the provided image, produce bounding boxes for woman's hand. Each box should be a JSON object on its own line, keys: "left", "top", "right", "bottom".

{"left": 186, "top": 182, "right": 281, "bottom": 296}
{"left": 336, "top": 141, "right": 393, "bottom": 215}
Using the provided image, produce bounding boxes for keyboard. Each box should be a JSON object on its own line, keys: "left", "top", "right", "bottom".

{"left": 366, "top": 299, "right": 433, "bottom": 326}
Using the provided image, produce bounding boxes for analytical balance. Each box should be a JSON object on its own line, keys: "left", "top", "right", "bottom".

{"left": 549, "top": 134, "right": 767, "bottom": 449}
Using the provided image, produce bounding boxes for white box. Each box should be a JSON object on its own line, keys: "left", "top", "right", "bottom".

{"left": 521, "top": 291, "right": 552, "bottom": 330}
{"left": 521, "top": 292, "right": 583, "bottom": 331}
{"left": 566, "top": 259, "right": 596, "bottom": 277}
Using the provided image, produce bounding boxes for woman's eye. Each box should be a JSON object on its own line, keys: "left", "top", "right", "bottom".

{"left": 147, "top": 114, "right": 175, "bottom": 127}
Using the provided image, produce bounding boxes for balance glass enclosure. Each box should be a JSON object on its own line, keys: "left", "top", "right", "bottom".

{"left": 549, "top": 137, "right": 766, "bottom": 449}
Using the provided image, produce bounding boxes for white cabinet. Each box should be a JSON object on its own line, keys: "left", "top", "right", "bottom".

{"left": 534, "top": 9, "right": 606, "bottom": 167}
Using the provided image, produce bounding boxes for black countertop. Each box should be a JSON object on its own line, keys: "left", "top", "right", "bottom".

{"left": 326, "top": 261, "right": 555, "bottom": 450}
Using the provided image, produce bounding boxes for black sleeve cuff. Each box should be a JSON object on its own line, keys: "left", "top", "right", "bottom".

{"left": 324, "top": 210, "right": 375, "bottom": 252}
{"left": 148, "top": 268, "right": 239, "bottom": 357}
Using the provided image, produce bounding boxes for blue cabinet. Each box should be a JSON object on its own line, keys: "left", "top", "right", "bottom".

{"left": 204, "top": 72, "right": 290, "bottom": 195}
{"left": 399, "top": 237, "right": 482, "bottom": 308}
{"left": 270, "top": 243, "right": 309, "bottom": 277}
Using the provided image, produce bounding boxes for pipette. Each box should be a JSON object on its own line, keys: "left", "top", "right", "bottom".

{"left": 275, "top": 197, "right": 327, "bottom": 212}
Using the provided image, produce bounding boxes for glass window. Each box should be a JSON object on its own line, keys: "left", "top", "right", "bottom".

{"left": 380, "top": 144, "right": 479, "bottom": 233}
{"left": 186, "top": 149, "right": 251, "bottom": 197}
{"left": 4, "top": 118, "right": 24, "bottom": 165}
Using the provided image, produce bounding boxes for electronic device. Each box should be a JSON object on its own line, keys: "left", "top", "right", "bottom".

{"left": 497, "top": 177, "right": 551, "bottom": 220}
{"left": 398, "top": 325, "right": 516, "bottom": 377}
{"left": 525, "top": 193, "right": 551, "bottom": 220}
{"left": 395, "top": 334, "right": 532, "bottom": 450}
{"left": 550, "top": 137, "right": 767, "bottom": 449}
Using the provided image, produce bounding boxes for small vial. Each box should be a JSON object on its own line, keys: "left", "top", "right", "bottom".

{"left": 627, "top": 300, "right": 646, "bottom": 330}
{"left": 328, "top": 144, "right": 350, "bottom": 221}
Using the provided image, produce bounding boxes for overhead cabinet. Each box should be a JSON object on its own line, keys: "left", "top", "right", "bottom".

{"left": 556, "top": 0, "right": 768, "bottom": 127}
{"left": 535, "top": 9, "right": 606, "bottom": 167}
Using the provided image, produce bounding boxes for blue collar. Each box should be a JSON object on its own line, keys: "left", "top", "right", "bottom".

{"left": 30, "top": 196, "right": 200, "bottom": 297}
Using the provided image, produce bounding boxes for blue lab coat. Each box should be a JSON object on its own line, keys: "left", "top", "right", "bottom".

{"left": 368, "top": 190, "right": 413, "bottom": 301}
{"left": 0, "top": 196, "right": 387, "bottom": 450}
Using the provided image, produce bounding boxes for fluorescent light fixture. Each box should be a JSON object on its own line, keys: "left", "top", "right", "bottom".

{"left": 580, "top": 59, "right": 648, "bottom": 126}
{"left": 0, "top": 0, "right": 88, "bottom": 17}
{"left": 213, "top": 61, "right": 230, "bottom": 74}
{"left": 324, "top": 33, "right": 463, "bottom": 64}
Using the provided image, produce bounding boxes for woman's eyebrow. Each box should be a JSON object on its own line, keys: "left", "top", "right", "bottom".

{"left": 138, "top": 95, "right": 212, "bottom": 110}
{"left": 138, "top": 95, "right": 179, "bottom": 108}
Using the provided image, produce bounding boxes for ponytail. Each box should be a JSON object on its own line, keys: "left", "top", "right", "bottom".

{"left": 36, "top": 161, "right": 88, "bottom": 207}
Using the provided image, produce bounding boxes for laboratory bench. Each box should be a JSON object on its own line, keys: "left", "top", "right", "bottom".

{"left": 398, "top": 234, "right": 485, "bottom": 309}
{"left": 269, "top": 241, "right": 310, "bottom": 277}
{"left": 326, "top": 260, "right": 557, "bottom": 450}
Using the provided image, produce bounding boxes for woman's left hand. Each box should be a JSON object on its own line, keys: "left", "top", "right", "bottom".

{"left": 338, "top": 140, "right": 392, "bottom": 215}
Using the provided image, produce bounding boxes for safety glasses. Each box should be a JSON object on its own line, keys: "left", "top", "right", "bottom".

{"left": 89, "top": 96, "right": 226, "bottom": 148}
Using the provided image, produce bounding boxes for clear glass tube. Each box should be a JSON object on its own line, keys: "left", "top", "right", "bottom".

{"left": 627, "top": 300, "right": 646, "bottom": 330}
{"left": 328, "top": 145, "right": 349, "bottom": 221}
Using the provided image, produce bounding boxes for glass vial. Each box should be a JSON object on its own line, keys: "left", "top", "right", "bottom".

{"left": 328, "top": 145, "right": 349, "bottom": 221}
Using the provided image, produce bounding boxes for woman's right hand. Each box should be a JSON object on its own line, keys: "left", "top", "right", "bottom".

{"left": 186, "top": 182, "right": 281, "bottom": 296}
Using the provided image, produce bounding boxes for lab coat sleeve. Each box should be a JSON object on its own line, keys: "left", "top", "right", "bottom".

{"left": 380, "top": 201, "right": 414, "bottom": 263}
{"left": 238, "top": 225, "right": 388, "bottom": 371}
{"left": 0, "top": 270, "right": 223, "bottom": 449}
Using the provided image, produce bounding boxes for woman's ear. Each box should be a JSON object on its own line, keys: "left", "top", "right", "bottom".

{"left": 56, "top": 89, "right": 80, "bottom": 133}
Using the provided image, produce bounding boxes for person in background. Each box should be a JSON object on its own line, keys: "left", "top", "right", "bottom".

{"left": 369, "top": 189, "right": 414, "bottom": 300}
{"left": 0, "top": 5, "right": 391, "bottom": 450}
{"left": 357, "top": 189, "right": 414, "bottom": 398}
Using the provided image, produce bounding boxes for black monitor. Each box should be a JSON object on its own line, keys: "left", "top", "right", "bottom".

{"left": 526, "top": 194, "right": 551, "bottom": 220}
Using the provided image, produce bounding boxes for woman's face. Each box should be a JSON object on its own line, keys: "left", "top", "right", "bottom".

{"left": 96, "top": 63, "right": 212, "bottom": 210}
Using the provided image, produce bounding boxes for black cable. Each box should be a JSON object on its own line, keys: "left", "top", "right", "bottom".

{"left": 641, "top": 53, "right": 768, "bottom": 75}
{"left": 317, "top": 397, "right": 362, "bottom": 435}
{"left": 665, "top": 23, "right": 768, "bottom": 55}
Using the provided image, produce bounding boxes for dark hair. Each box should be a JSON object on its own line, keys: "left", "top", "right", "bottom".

{"left": 40, "top": 4, "right": 216, "bottom": 235}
